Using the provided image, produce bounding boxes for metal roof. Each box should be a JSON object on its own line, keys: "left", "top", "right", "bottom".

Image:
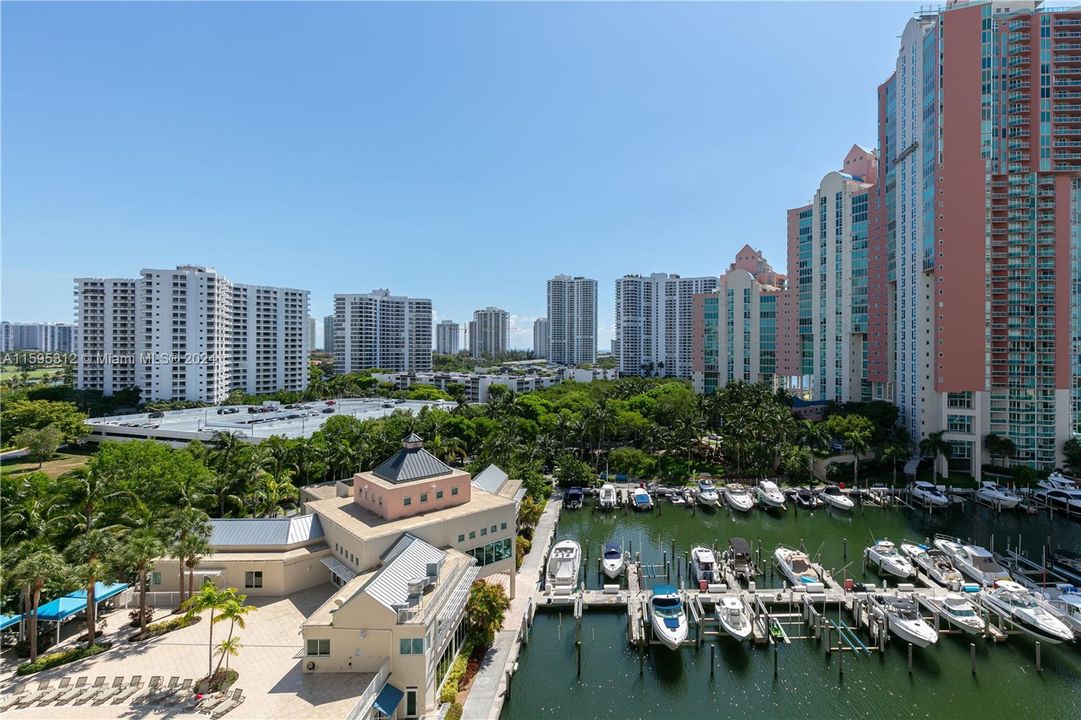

{"left": 363, "top": 535, "right": 446, "bottom": 611}
{"left": 371, "top": 438, "right": 455, "bottom": 485}
{"left": 209, "top": 515, "right": 324, "bottom": 548}
{"left": 321, "top": 556, "right": 357, "bottom": 584}
{"left": 472, "top": 464, "right": 508, "bottom": 494}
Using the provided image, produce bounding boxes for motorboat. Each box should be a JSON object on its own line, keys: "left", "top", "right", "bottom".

{"left": 864, "top": 540, "right": 915, "bottom": 580}
{"left": 899, "top": 542, "right": 963, "bottom": 588}
{"left": 790, "top": 487, "right": 818, "bottom": 509}
{"left": 938, "top": 593, "right": 986, "bottom": 635}
{"left": 1038, "top": 469, "right": 1077, "bottom": 492}
{"left": 974, "top": 481, "right": 1021, "bottom": 509}
{"left": 563, "top": 487, "right": 584, "bottom": 510}
{"left": 649, "top": 585, "right": 689, "bottom": 650}
{"left": 632, "top": 488, "right": 654, "bottom": 511}
{"left": 774, "top": 546, "right": 820, "bottom": 586}
{"left": 598, "top": 483, "right": 618, "bottom": 511}
{"left": 724, "top": 537, "right": 755, "bottom": 581}
{"left": 716, "top": 595, "right": 753, "bottom": 642}
{"left": 933, "top": 536, "right": 1011, "bottom": 587}
{"left": 911, "top": 481, "right": 950, "bottom": 508}
{"left": 982, "top": 580, "right": 1075, "bottom": 643}
{"left": 873, "top": 594, "right": 938, "bottom": 647}
{"left": 696, "top": 479, "right": 720, "bottom": 507}
{"left": 723, "top": 483, "right": 754, "bottom": 512}
{"left": 546, "top": 539, "right": 582, "bottom": 590}
{"left": 670, "top": 491, "right": 686, "bottom": 506}
{"left": 1045, "top": 586, "right": 1081, "bottom": 634}
{"left": 690, "top": 546, "right": 719, "bottom": 586}
{"left": 1033, "top": 487, "right": 1081, "bottom": 516}
{"left": 1051, "top": 549, "right": 1081, "bottom": 585}
{"left": 755, "top": 480, "right": 786, "bottom": 511}
{"left": 601, "top": 542, "right": 625, "bottom": 579}
{"left": 818, "top": 485, "right": 854, "bottom": 511}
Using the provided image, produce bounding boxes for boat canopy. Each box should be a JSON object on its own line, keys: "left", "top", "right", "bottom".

{"left": 728, "top": 537, "right": 751, "bottom": 556}
{"left": 604, "top": 542, "right": 622, "bottom": 558}
{"left": 694, "top": 548, "right": 716, "bottom": 564}
{"left": 567, "top": 487, "right": 584, "bottom": 499}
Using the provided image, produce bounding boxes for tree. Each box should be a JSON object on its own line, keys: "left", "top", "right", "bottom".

{"left": 122, "top": 528, "right": 166, "bottom": 636}
{"left": 465, "top": 580, "right": 510, "bottom": 647}
{"left": 919, "top": 431, "right": 953, "bottom": 483}
{"left": 211, "top": 590, "right": 257, "bottom": 676}
{"left": 10, "top": 547, "right": 65, "bottom": 662}
{"left": 0, "top": 399, "right": 87, "bottom": 446}
{"left": 554, "top": 453, "right": 593, "bottom": 488}
{"left": 215, "top": 637, "right": 242, "bottom": 673}
{"left": 881, "top": 427, "right": 911, "bottom": 488}
{"left": 67, "top": 529, "right": 120, "bottom": 647}
{"left": 183, "top": 582, "right": 226, "bottom": 678}
{"left": 2, "top": 472, "right": 68, "bottom": 545}
{"left": 985, "top": 433, "right": 1017, "bottom": 468}
{"left": 177, "top": 532, "right": 212, "bottom": 602}
{"left": 1064, "top": 438, "right": 1081, "bottom": 478}
{"left": 171, "top": 508, "right": 212, "bottom": 607}
{"left": 12, "top": 425, "right": 64, "bottom": 468}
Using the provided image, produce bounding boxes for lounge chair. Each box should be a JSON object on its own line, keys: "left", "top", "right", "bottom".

{"left": 160, "top": 678, "right": 192, "bottom": 706}
{"left": 52, "top": 676, "right": 87, "bottom": 704}
{"left": 145, "top": 675, "right": 179, "bottom": 704}
{"left": 211, "top": 690, "right": 245, "bottom": 719}
{"left": 196, "top": 690, "right": 231, "bottom": 713}
{"left": 112, "top": 676, "right": 143, "bottom": 704}
{"left": 93, "top": 677, "right": 126, "bottom": 704}
{"left": 73, "top": 676, "right": 107, "bottom": 705}
{"left": 37, "top": 678, "right": 72, "bottom": 704}
{"left": 131, "top": 675, "right": 161, "bottom": 704}
{"left": 0, "top": 683, "right": 28, "bottom": 712}
{"left": 15, "top": 680, "right": 52, "bottom": 707}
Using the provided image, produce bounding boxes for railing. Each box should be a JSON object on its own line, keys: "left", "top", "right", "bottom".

{"left": 344, "top": 659, "right": 391, "bottom": 720}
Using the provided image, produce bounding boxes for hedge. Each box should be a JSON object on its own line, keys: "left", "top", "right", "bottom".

{"left": 131, "top": 613, "right": 201, "bottom": 642}
{"left": 17, "top": 643, "right": 110, "bottom": 676}
{"left": 446, "top": 702, "right": 463, "bottom": 720}
{"left": 438, "top": 639, "right": 474, "bottom": 703}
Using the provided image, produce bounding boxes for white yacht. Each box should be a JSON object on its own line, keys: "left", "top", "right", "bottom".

{"left": 598, "top": 483, "right": 618, "bottom": 511}
{"left": 696, "top": 479, "right": 720, "bottom": 507}
{"left": 818, "top": 485, "right": 854, "bottom": 511}
{"left": 546, "top": 539, "right": 582, "bottom": 590}
{"left": 1038, "top": 470, "right": 1077, "bottom": 492}
{"left": 774, "top": 546, "right": 820, "bottom": 587}
{"left": 649, "top": 585, "right": 689, "bottom": 650}
{"left": 938, "top": 593, "right": 986, "bottom": 635}
{"left": 911, "top": 481, "right": 950, "bottom": 508}
{"left": 716, "top": 596, "right": 753, "bottom": 642}
{"left": 1045, "top": 587, "right": 1081, "bottom": 635}
{"left": 974, "top": 481, "right": 1021, "bottom": 509}
{"left": 873, "top": 594, "right": 938, "bottom": 647}
{"left": 632, "top": 488, "right": 654, "bottom": 511}
{"left": 982, "top": 581, "right": 1075, "bottom": 644}
{"left": 723, "top": 483, "right": 755, "bottom": 512}
{"left": 791, "top": 487, "right": 818, "bottom": 509}
{"left": 755, "top": 480, "right": 786, "bottom": 511}
{"left": 900, "top": 542, "right": 964, "bottom": 588}
{"left": 1033, "top": 487, "right": 1081, "bottom": 516}
{"left": 690, "top": 546, "right": 719, "bottom": 586}
{"left": 670, "top": 491, "right": 686, "bottom": 506}
{"left": 601, "top": 542, "right": 625, "bottom": 579}
{"left": 864, "top": 540, "right": 915, "bottom": 580}
{"left": 933, "top": 536, "right": 1011, "bottom": 587}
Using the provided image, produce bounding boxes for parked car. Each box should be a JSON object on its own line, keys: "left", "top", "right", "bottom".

{"left": 322, "top": 407, "right": 335, "bottom": 414}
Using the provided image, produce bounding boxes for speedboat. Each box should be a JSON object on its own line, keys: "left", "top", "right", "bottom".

{"left": 563, "top": 487, "right": 584, "bottom": 510}
{"left": 632, "top": 488, "right": 653, "bottom": 511}
{"left": 598, "top": 483, "right": 618, "bottom": 511}
{"left": 911, "top": 481, "right": 950, "bottom": 508}
{"left": 1045, "top": 586, "right": 1081, "bottom": 634}
{"left": 974, "top": 481, "right": 1021, "bottom": 509}
{"left": 864, "top": 540, "right": 915, "bottom": 579}
{"left": 601, "top": 542, "right": 625, "bottom": 579}
{"left": 818, "top": 485, "right": 854, "bottom": 511}
{"left": 982, "top": 580, "right": 1075, "bottom": 643}
{"left": 755, "top": 480, "right": 786, "bottom": 511}
{"left": 933, "top": 536, "right": 1010, "bottom": 587}
{"left": 716, "top": 596, "right": 752, "bottom": 642}
{"left": 546, "top": 539, "right": 582, "bottom": 590}
{"left": 724, "top": 537, "right": 755, "bottom": 581}
{"left": 670, "top": 491, "right": 686, "bottom": 506}
{"left": 696, "top": 479, "right": 720, "bottom": 507}
{"left": 939, "top": 593, "right": 986, "bottom": 635}
{"left": 1038, "top": 469, "right": 1077, "bottom": 492}
{"left": 690, "top": 546, "right": 719, "bottom": 587}
{"left": 873, "top": 594, "right": 938, "bottom": 647}
{"left": 649, "top": 585, "right": 688, "bottom": 650}
{"left": 774, "top": 546, "right": 820, "bottom": 586}
{"left": 723, "top": 483, "right": 754, "bottom": 512}
{"left": 900, "top": 542, "right": 963, "bottom": 588}
{"left": 1033, "top": 487, "right": 1081, "bottom": 516}
{"left": 790, "top": 487, "right": 818, "bottom": 509}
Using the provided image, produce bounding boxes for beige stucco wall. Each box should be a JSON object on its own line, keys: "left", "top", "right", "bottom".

{"left": 152, "top": 549, "right": 331, "bottom": 596}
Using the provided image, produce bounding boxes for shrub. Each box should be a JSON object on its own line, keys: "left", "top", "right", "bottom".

{"left": 130, "top": 612, "right": 200, "bottom": 641}
{"left": 128, "top": 606, "right": 154, "bottom": 628}
{"left": 446, "top": 702, "right": 463, "bottom": 720}
{"left": 438, "top": 640, "right": 474, "bottom": 703}
{"left": 17, "top": 643, "right": 110, "bottom": 676}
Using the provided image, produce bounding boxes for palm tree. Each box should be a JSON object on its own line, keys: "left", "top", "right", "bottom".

{"left": 183, "top": 582, "right": 226, "bottom": 678}
{"left": 170, "top": 508, "right": 211, "bottom": 607}
{"left": 2, "top": 472, "right": 67, "bottom": 545}
{"left": 67, "top": 529, "right": 120, "bottom": 647}
{"left": 10, "top": 547, "right": 65, "bottom": 662}
{"left": 215, "top": 637, "right": 242, "bottom": 673}
{"left": 919, "top": 431, "right": 953, "bottom": 484}
{"left": 60, "top": 466, "right": 122, "bottom": 534}
{"left": 123, "top": 528, "right": 166, "bottom": 635}
{"left": 177, "top": 533, "right": 212, "bottom": 602}
{"left": 211, "top": 591, "right": 257, "bottom": 676}
{"left": 844, "top": 426, "right": 873, "bottom": 488}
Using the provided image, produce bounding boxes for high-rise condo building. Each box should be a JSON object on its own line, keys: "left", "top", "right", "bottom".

{"left": 323, "top": 314, "right": 335, "bottom": 353}
{"left": 546, "top": 275, "right": 597, "bottom": 366}
{"left": 1, "top": 322, "right": 74, "bottom": 353}
{"left": 533, "top": 318, "right": 549, "bottom": 360}
{"left": 616, "top": 272, "right": 719, "bottom": 377}
{"left": 692, "top": 248, "right": 786, "bottom": 393}
{"left": 436, "top": 320, "right": 461, "bottom": 355}
{"left": 308, "top": 318, "right": 317, "bottom": 351}
{"left": 468, "top": 308, "right": 509, "bottom": 357}
{"left": 334, "top": 290, "right": 432, "bottom": 374}
{"left": 75, "top": 265, "right": 309, "bottom": 403}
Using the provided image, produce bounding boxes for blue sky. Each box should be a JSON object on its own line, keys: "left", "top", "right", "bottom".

{"left": 2, "top": 1, "right": 922, "bottom": 349}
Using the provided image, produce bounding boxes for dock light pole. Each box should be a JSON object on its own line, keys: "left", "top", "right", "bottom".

{"left": 970, "top": 643, "right": 976, "bottom": 675}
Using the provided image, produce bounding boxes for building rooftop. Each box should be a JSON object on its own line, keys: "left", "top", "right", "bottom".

{"left": 371, "top": 435, "right": 455, "bottom": 484}
{"left": 209, "top": 515, "right": 324, "bottom": 549}
{"left": 363, "top": 535, "right": 447, "bottom": 612}
{"left": 471, "top": 464, "right": 508, "bottom": 495}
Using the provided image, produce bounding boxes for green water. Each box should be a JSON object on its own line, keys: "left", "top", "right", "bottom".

{"left": 500, "top": 502, "right": 1081, "bottom": 720}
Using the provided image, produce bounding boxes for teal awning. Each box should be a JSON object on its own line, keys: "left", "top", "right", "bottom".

{"left": 0, "top": 614, "right": 21, "bottom": 631}
{"left": 36, "top": 596, "right": 85, "bottom": 623}
{"left": 66, "top": 582, "right": 128, "bottom": 603}
{"left": 373, "top": 682, "right": 404, "bottom": 716}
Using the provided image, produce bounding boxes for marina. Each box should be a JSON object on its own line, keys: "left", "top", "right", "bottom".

{"left": 502, "top": 486, "right": 1081, "bottom": 719}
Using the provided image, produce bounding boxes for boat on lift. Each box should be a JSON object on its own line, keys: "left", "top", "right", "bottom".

{"left": 982, "top": 580, "right": 1075, "bottom": 644}
{"left": 899, "top": 542, "right": 964, "bottom": 588}
{"left": 1050, "top": 549, "right": 1081, "bottom": 585}
{"left": 632, "top": 487, "right": 654, "bottom": 511}
{"left": 755, "top": 480, "right": 786, "bottom": 511}
{"left": 774, "top": 546, "right": 820, "bottom": 586}
{"left": 546, "top": 539, "right": 582, "bottom": 590}
{"left": 723, "top": 483, "right": 755, "bottom": 512}
{"left": 598, "top": 483, "right": 618, "bottom": 511}
{"left": 864, "top": 539, "right": 916, "bottom": 580}
{"left": 716, "top": 595, "right": 753, "bottom": 642}
{"left": 818, "top": 485, "right": 855, "bottom": 511}
{"left": 696, "top": 479, "right": 721, "bottom": 507}
{"left": 563, "top": 487, "right": 584, "bottom": 510}
{"left": 649, "top": 585, "right": 689, "bottom": 650}
{"left": 933, "top": 535, "right": 1011, "bottom": 587}
{"left": 601, "top": 542, "right": 625, "bottom": 579}
{"left": 690, "top": 546, "right": 719, "bottom": 587}
{"left": 974, "top": 481, "right": 1021, "bottom": 509}
{"left": 938, "top": 593, "right": 986, "bottom": 635}
{"left": 910, "top": 481, "right": 950, "bottom": 508}
{"left": 1038, "top": 469, "right": 1077, "bottom": 492}
{"left": 1044, "top": 586, "right": 1081, "bottom": 635}
{"left": 790, "top": 487, "right": 818, "bottom": 509}
{"left": 873, "top": 594, "right": 938, "bottom": 647}
{"left": 724, "top": 537, "right": 755, "bottom": 581}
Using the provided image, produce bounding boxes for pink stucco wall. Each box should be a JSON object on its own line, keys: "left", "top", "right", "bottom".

{"left": 775, "top": 207, "right": 805, "bottom": 378}
{"left": 867, "top": 80, "right": 892, "bottom": 385}
{"left": 353, "top": 471, "right": 472, "bottom": 521}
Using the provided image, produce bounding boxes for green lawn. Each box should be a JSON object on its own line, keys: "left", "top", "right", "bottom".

{"left": 0, "top": 365, "right": 63, "bottom": 381}
{"left": 0, "top": 448, "right": 94, "bottom": 479}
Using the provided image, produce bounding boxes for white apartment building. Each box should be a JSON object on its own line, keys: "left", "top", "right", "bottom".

{"left": 323, "top": 314, "right": 335, "bottom": 353}
{"left": 308, "top": 317, "right": 317, "bottom": 351}
{"left": 75, "top": 266, "right": 310, "bottom": 403}
{"left": 1, "top": 322, "right": 74, "bottom": 353}
{"left": 468, "top": 308, "right": 508, "bottom": 358}
{"left": 533, "top": 318, "right": 549, "bottom": 360}
{"left": 334, "top": 290, "right": 432, "bottom": 374}
{"left": 435, "top": 320, "right": 460, "bottom": 355}
{"left": 547, "top": 274, "right": 597, "bottom": 366}
{"left": 615, "top": 273, "right": 718, "bottom": 378}
{"left": 373, "top": 370, "right": 561, "bottom": 404}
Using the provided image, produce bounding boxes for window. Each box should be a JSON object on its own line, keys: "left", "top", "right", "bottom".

{"left": 404, "top": 497, "right": 412, "bottom": 506}
{"left": 307, "top": 638, "right": 330, "bottom": 656}
{"left": 480, "top": 528, "right": 487, "bottom": 536}
{"left": 399, "top": 638, "right": 425, "bottom": 655}
{"left": 406, "top": 688, "right": 418, "bottom": 718}
{"left": 457, "top": 534, "right": 465, "bottom": 543}
{"left": 436, "top": 490, "right": 444, "bottom": 499}
{"left": 244, "top": 571, "right": 263, "bottom": 589}
{"left": 420, "top": 493, "right": 428, "bottom": 503}
{"left": 469, "top": 531, "right": 476, "bottom": 540}
{"left": 149, "top": 572, "right": 162, "bottom": 586}
{"left": 451, "top": 487, "right": 459, "bottom": 496}
{"left": 490, "top": 525, "right": 497, "bottom": 534}
{"left": 500, "top": 522, "right": 507, "bottom": 530}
